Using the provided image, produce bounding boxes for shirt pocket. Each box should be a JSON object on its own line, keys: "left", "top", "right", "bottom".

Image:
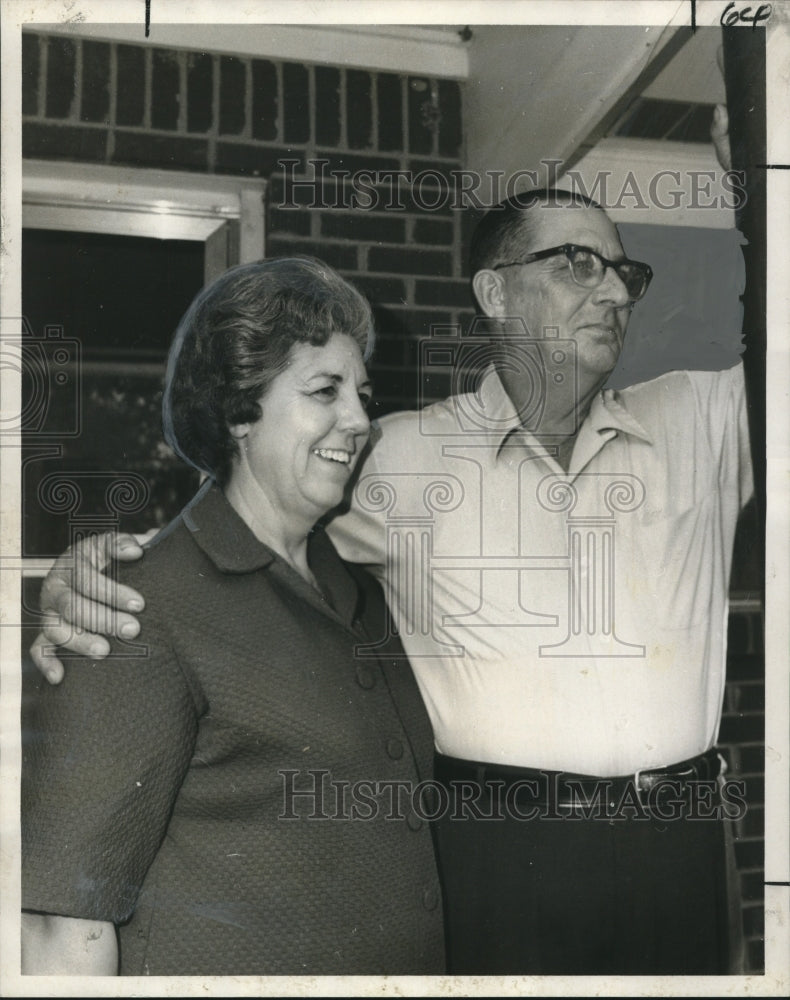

{"left": 627, "top": 487, "right": 719, "bottom": 631}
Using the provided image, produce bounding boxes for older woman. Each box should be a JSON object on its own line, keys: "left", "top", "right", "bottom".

{"left": 22, "top": 257, "right": 444, "bottom": 976}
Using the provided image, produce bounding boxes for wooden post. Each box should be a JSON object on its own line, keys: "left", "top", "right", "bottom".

{"left": 722, "top": 26, "right": 767, "bottom": 589}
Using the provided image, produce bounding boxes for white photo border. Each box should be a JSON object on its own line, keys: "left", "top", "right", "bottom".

{"left": 1, "top": 1, "right": 788, "bottom": 996}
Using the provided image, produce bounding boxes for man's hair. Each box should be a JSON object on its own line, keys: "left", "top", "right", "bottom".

{"left": 163, "top": 256, "right": 374, "bottom": 485}
{"left": 470, "top": 187, "right": 604, "bottom": 278}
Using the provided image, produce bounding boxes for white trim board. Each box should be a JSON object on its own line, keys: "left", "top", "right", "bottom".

{"left": 24, "top": 23, "right": 470, "bottom": 79}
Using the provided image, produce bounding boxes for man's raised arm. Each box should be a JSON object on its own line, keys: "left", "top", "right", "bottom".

{"left": 30, "top": 531, "right": 153, "bottom": 684}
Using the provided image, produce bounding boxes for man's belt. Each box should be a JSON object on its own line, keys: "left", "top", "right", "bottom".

{"left": 434, "top": 747, "right": 725, "bottom": 812}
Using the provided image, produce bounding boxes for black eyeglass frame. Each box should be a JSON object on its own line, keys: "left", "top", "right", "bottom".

{"left": 492, "top": 243, "right": 653, "bottom": 302}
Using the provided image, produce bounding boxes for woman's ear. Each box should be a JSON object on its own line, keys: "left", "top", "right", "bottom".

{"left": 228, "top": 423, "right": 250, "bottom": 440}
{"left": 472, "top": 269, "right": 507, "bottom": 318}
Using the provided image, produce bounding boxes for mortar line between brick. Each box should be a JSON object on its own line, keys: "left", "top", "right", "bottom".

{"left": 178, "top": 50, "right": 187, "bottom": 134}
{"left": 308, "top": 62, "right": 317, "bottom": 153}
{"left": 275, "top": 60, "right": 284, "bottom": 146}
{"left": 244, "top": 57, "right": 253, "bottom": 141}
{"left": 339, "top": 66, "right": 348, "bottom": 151}
{"left": 73, "top": 36, "right": 83, "bottom": 123}
{"left": 208, "top": 53, "right": 220, "bottom": 173}
{"left": 371, "top": 71, "right": 379, "bottom": 154}
{"left": 430, "top": 78, "right": 439, "bottom": 160}
{"left": 143, "top": 45, "right": 152, "bottom": 131}
{"left": 107, "top": 42, "right": 118, "bottom": 162}
{"left": 36, "top": 33, "right": 48, "bottom": 119}
{"left": 399, "top": 75, "right": 408, "bottom": 169}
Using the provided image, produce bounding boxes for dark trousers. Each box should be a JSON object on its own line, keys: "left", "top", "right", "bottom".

{"left": 434, "top": 753, "right": 740, "bottom": 975}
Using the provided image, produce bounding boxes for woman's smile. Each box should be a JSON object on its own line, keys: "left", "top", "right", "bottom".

{"left": 312, "top": 446, "right": 355, "bottom": 466}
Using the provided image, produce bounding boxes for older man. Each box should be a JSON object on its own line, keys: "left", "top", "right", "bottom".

{"left": 32, "top": 190, "right": 752, "bottom": 975}
{"left": 327, "top": 190, "right": 751, "bottom": 974}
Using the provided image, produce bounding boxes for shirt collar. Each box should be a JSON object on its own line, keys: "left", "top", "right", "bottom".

{"left": 469, "top": 365, "right": 526, "bottom": 448}
{"left": 305, "top": 527, "right": 361, "bottom": 627}
{"left": 181, "top": 481, "right": 361, "bottom": 626}
{"left": 473, "top": 364, "right": 653, "bottom": 454}
{"left": 591, "top": 387, "right": 653, "bottom": 443}
{"left": 183, "top": 480, "right": 277, "bottom": 573}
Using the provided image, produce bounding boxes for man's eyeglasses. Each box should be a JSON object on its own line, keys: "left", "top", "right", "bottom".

{"left": 493, "top": 244, "right": 653, "bottom": 303}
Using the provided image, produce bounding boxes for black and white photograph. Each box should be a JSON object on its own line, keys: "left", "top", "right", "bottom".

{"left": 1, "top": 0, "right": 788, "bottom": 995}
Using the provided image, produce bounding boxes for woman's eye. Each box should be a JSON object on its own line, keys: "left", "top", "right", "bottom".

{"left": 359, "top": 392, "right": 372, "bottom": 409}
{"left": 313, "top": 385, "right": 337, "bottom": 399}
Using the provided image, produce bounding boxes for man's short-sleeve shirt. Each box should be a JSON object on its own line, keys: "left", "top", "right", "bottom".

{"left": 329, "top": 364, "right": 753, "bottom": 776}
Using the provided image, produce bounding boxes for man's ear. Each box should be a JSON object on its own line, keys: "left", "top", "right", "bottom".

{"left": 472, "top": 269, "right": 506, "bottom": 318}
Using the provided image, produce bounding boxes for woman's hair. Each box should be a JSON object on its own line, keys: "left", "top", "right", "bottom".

{"left": 163, "top": 255, "right": 375, "bottom": 484}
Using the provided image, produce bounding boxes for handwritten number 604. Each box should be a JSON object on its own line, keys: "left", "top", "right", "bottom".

{"left": 720, "top": 2, "right": 772, "bottom": 28}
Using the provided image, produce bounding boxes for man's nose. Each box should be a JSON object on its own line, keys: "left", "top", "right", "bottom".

{"left": 596, "top": 264, "right": 631, "bottom": 307}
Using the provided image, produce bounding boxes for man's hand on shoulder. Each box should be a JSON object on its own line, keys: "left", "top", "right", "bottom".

{"left": 30, "top": 530, "right": 154, "bottom": 685}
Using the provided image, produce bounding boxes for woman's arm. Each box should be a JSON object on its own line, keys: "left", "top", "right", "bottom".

{"left": 21, "top": 913, "right": 118, "bottom": 975}
{"left": 22, "top": 596, "right": 202, "bottom": 948}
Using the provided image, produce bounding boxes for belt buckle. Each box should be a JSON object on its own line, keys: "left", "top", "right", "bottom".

{"left": 634, "top": 751, "right": 725, "bottom": 807}
{"left": 633, "top": 762, "right": 694, "bottom": 808}
{"left": 633, "top": 766, "right": 655, "bottom": 808}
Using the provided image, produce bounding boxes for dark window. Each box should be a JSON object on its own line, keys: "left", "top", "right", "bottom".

{"left": 21, "top": 229, "right": 205, "bottom": 557}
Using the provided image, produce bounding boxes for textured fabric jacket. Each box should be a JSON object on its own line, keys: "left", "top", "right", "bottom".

{"left": 23, "top": 483, "right": 445, "bottom": 975}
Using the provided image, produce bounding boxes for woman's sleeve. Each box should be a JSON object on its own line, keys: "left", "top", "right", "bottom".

{"left": 22, "top": 616, "right": 201, "bottom": 924}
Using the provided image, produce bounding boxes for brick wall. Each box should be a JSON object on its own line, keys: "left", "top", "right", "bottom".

{"left": 21, "top": 30, "right": 471, "bottom": 417}
{"left": 20, "top": 29, "right": 764, "bottom": 974}
{"left": 721, "top": 605, "right": 766, "bottom": 971}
